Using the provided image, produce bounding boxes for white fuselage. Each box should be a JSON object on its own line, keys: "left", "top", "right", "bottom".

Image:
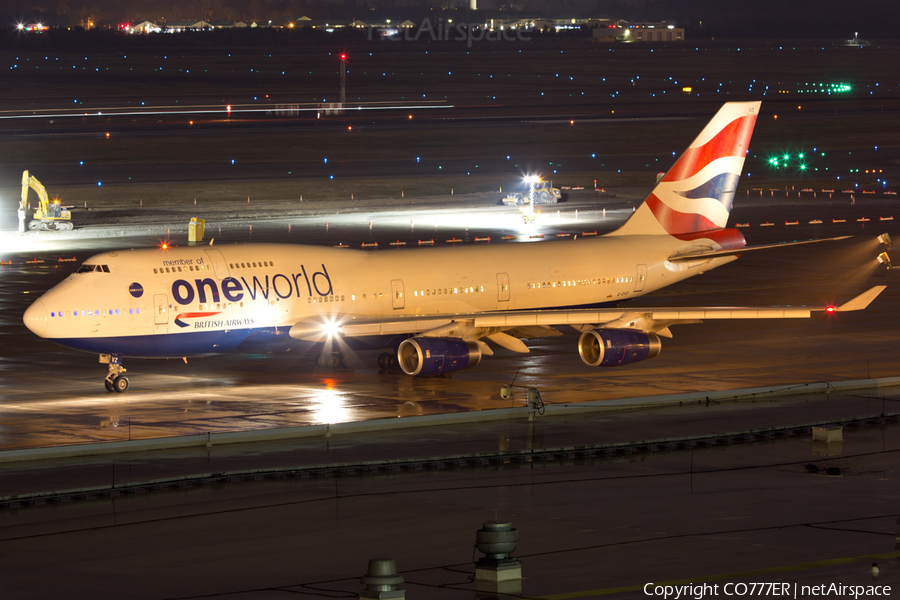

{"left": 24, "top": 235, "right": 735, "bottom": 358}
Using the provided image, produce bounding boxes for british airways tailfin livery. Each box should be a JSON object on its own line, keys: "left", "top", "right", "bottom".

{"left": 23, "top": 102, "right": 885, "bottom": 392}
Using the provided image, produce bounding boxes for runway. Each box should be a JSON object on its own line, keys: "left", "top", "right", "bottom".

{"left": 1, "top": 191, "right": 896, "bottom": 451}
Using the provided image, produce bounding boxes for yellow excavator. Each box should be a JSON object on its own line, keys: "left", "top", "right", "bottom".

{"left": 18, "top": 170, "right": 73, "bottom": 231}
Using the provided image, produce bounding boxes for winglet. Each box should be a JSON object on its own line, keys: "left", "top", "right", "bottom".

{"left": 834, "top": 286, "right": 887, "bottom": 312}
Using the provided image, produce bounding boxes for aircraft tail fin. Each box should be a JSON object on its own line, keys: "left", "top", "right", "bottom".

{"left": 610, "top": 101, "right": 760, "bottom": 237}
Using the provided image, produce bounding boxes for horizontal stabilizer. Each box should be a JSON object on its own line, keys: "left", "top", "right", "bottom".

{"left": 668, "top": 236, "right": 850, "bottom": 263}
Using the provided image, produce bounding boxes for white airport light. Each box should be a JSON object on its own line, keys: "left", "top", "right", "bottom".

{"left": 877, "top": 232, "right": 892, "bottom": 249}
{"left": 876, "top": 252, "right": 892, "bottom": 269}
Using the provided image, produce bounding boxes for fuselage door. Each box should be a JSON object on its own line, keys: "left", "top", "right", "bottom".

{"left": 634, "top": 264, "right": 647, "bottom": 293}
{"left": 153, "top": 294, "right": 169, "bottom": 325}
{"left": 391, "top": 279, "right": 405, "bottom": 310}
{"left": 204, "top": 248, "right": 230, "bottom": 280}
{"left": 497, "top": 273, "right": 510, "bottom": 302}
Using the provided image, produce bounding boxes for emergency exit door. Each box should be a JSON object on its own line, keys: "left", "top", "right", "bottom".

{"left": 497, "top": 273, "right": 510, "bottom": 302}
{"left": 153, "top": 294, "right": 169, "bottom": 325}
{"left": 634, "top": 265, "right": 647, "bottom": 293}
{"left": 391, "top": 280, "right": 405, "bottom": 310}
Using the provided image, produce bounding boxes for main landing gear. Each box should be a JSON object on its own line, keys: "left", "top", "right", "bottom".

{"left": 377, "top": 352, "right": 400, "bottom": 370}
{"left": 100, "top": 353, "right": 129, "bottom": 393}
{"left": 315, "top": 351, "right": 355, "bottom": 369}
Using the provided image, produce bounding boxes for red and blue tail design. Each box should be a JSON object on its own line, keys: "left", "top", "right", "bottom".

{"left": 611, "top": 101, "right": 760, "bottom": 238}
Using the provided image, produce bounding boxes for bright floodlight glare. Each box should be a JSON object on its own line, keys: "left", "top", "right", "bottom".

{"left": 322, "top": 319, "right": 341, "bottom": 338}
{"left": 877, "top": 233, "right": 892, "bottom": 248}
{"left": 877, "top": 252, "right": 892, "bottom": 269}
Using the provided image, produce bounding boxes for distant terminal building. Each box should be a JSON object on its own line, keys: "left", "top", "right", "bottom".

{"left": 594, "top": 20, "right": 684, "bottom": 42}
{"left": 131, "top": 21, "right": 161, "bottom": 34}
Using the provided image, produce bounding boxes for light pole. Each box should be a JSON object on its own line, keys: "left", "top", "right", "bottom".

{"left": 339, "top": 52, "right": 347, "bottom": 110}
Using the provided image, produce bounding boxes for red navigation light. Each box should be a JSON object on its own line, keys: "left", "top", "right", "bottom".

{"left": 226, "top": 105, "right": 231, "bottom": 113}
{"left": 340, "top": 53, "right": 347, "bottom": 60}
{"left": 825, "top": 306, "right": 835, "bottom": 313}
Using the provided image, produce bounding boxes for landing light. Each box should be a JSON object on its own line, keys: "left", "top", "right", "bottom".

{"left": 322, "top": 319, "right": 342, "bottom": 338}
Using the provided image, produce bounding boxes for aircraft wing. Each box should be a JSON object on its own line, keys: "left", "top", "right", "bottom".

{"left": 667, "top": 236, "right": 850, "bottom": 263}
{"left": 289, "top": 286, "right": 886, "bottom": 348}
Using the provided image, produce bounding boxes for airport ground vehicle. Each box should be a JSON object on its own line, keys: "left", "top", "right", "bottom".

{"left": 19, "top": 170, "right": 73, "bottom": 231}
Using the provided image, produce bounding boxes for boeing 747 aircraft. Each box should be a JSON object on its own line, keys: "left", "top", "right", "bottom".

{"left": 23, "top": 101, "right": 885, "bottom": 392}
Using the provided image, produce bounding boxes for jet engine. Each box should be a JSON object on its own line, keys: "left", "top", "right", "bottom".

{"left": 577, "top": 329, "right": 662, "bottom": 367}
{"left": 397, "top": 337, "right": 482, "bottom": 376}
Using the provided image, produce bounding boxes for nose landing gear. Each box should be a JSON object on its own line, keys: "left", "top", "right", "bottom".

{"left": 100, "top": 353, "right": 129, "bottom": 393}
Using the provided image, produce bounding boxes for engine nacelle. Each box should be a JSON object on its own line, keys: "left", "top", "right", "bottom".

{"left": 397, "top": 337, "right": 482, "bottom": 377}
{"left": 577, "top": 329, "right": 662, "bottom": 367}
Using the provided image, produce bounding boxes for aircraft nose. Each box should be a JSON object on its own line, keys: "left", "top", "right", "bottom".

{"left": 24, "top": 300, "right": 48, "bottom": 337}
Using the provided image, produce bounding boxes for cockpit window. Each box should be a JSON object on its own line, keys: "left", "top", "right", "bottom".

{"left": 75, "top": 264, "right": 110, "bottom": 274}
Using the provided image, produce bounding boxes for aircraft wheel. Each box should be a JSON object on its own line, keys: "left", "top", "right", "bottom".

{"left": 388, "top": 353, "right": 400, "bottom": 370}
{"left": 340, "top": 352, "right": 355, "bottom": 368}
{"left": 377, "top": 352, "right": 391, "bottom": 368}
{"left": 105, "top": 379, "right": 114, "bottom": 393}
{"left": 113, "top": 376, "right": 129, "bottom": 393}
{"left": 328, "top": 352, "right": 340, "bottom": 368}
